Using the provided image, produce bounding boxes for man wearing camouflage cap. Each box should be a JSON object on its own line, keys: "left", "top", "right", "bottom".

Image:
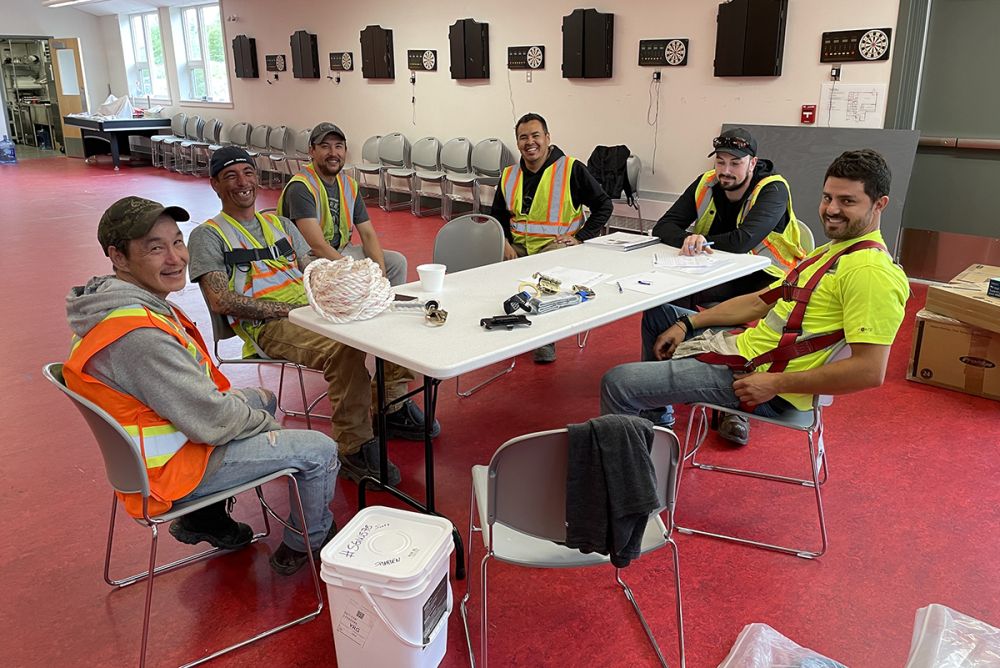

{"left": 63, "top": 196, "right": 341, "bottom": 575}
{"left": 277, "top": 122, "right": 407, "bottom": 286}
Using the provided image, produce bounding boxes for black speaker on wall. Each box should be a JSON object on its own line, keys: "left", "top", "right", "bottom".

{"left": 360, "top": 25, "right": 394, "bottom": 79}
{"left": 562, "top": 8, "right": 614, "bottom": 78}
{"left": 714, "top": 0, "right": 787, "bottom": 76}
{"left": 449, "top": 18, "right": 489, "bottom": 79}
{"left": 231, "top": 34, "right": 258, "bottom": 79}
{"left": 290, "top": 30, "right": 320, "bottom": 78}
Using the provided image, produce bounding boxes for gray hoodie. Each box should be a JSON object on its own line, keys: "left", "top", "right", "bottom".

{"left": 66, "top": 275, "right": 280, "bottom": 448}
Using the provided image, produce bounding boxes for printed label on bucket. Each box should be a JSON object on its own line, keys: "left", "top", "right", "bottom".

{"left": 336, "top": 597, "right": 375, "bottom": 648}
{"left": 422, "top": 575, "right": 448, "bottom": 644}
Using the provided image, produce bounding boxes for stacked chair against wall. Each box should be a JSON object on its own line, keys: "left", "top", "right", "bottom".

{"left": 443, "top": 138, "right": 510, "bottom": 220}
{"left": 352, "top": 134, "right": 383, "bottom": 203}
{"left": 260, "top": 125, "right": 295, "bottom": 189}
{"left": 207, "top": 121, "right": 251, "bottom": 162}
{"left": 382, "top": 135, "right": 437, "bottom": 212}
{"left": 161, "top": 115, "right": 202, "bottom": 172}
{"left": 460, "top": 425, "right": 686, "bottom": 668}
{"left": 176, "top": 117, "right": 222, "bottom": 176}
{"left": 150, "top": 113, "right": 186, "bottom": 168}
{"left": 364, "top": 132, "right": 411, "bottom": 209}
{"left": 412, "top": 137, "right": 472, "bottom": 217}
{"left": 244, "top": 124, "right": 273, "bottom": 182}
{"left": 284, "top": 127, "right": 313, "bottom": 174}
{"left": 42, "top": 364, "right": 324, "bottom": 668}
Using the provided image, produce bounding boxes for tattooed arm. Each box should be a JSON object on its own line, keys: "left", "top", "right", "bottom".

{"left": 199, "top": 271, "right": 296, "bottom": 320}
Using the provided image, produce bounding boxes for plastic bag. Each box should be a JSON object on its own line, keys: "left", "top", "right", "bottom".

{"left": 718, "top": 623, "right": 847, "bottom": 668}
{"left": 904, "top": 604, "right": 1000, "bottom": 667}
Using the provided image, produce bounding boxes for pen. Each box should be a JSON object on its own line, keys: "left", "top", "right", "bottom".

{"left": 616, "top": 281, "right": 623, "bottom": 293}
{"left": 687, "top": 241, "right": 715, "bottom": 253}
{"left": 637, "top": 280, "right": 652, "bottom": 285}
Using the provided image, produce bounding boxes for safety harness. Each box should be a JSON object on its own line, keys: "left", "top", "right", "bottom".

{"left": 696, "top": 239, "right": 886, "bottom": 375}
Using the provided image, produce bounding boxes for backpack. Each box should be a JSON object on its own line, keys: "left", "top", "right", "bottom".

{"left": 587, "top": 145, "right": 636, "bottom": 207}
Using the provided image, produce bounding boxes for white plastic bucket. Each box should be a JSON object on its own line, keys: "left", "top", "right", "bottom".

{"left": 320, "top": 506, "right": 454, "bottom": 668}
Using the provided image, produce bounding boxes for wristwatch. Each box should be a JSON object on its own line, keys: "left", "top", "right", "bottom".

{"left": 676, "top": 315, "right": 695, "bottom": 340}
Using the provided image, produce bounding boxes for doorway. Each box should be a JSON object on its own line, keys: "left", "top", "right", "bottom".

{"left": 0, "top": 36, "right": 64, "bottom": 159}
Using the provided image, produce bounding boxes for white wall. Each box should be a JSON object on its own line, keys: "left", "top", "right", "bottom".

{"left": 0, "top": 0, "right": 111, "bottom": 128}
{"left": 104, "top": 0, "right": 900, "bottom": 195}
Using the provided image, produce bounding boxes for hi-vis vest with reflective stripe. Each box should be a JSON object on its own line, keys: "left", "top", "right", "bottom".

{"left": 63, "top": 305, "right": 226, "bottom": 519}
{"left": 692, "top": 169, "right": 805, "bottom": 278}
{"left": 203, "top": 211, "right": 309, "bottom": 357}
{"left": 277, "top": 164, "right": 357, "bottom": 251}
{"left": 502, "top": 156, "right": 585, "bottom": 255}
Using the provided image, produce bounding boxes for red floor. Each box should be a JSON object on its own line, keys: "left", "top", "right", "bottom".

{"left": 1, "top": 157, "right": 998, "bottom": 668}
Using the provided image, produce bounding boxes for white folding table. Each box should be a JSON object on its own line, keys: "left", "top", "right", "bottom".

{"left": 290, "top": 243, "right": 769, "bottom": 577}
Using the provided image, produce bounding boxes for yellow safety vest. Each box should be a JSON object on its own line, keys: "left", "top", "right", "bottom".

{"left": 203, "top": 211, "right": 309, "bottom": 357}
{"left": 692, "top": 169, "right": 805, "bottom": 277}
{"left": 277, "top": 164, "right": 357, "bottom": 251}
{"left": 502, "top": 156, "right": 585, "bottom": 255}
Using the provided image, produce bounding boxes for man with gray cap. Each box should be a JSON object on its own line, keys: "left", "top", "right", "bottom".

{"left": 64, "top": 196, "right": 341, "bottom": 575}
{"left": 188, "top": 146, "right": 438, "bottom": 488}
{"left": 277, "top": 122, "right": 407, "bottom": 286}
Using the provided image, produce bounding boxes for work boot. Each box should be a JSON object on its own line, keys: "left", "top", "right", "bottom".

{"left": 375, "top": 399, "right": 442, "bottom": 441}
{"left": 533, "top": 342, "right": 557, "bottom": 363}
{"left": 639, "top": 407, "right": 675, "bottom": 429}
{"left": 269, "top": 521, "right": 339, "bottom": 576}
{"left": 718, "top": 413, "right": 751, "bottom": 446}
{"left": 339, "top": 438, "right": 402, "bottom": 486}
{"left": 169, "top": 498, "right": 253, "bottom": 550}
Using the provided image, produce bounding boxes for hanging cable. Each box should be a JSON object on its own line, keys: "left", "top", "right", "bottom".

{"left": 646, "top": 76, "right": 661, "bottom": 174}
{"left": 506, "top": 67, "right": 516, "bottom": 123}
{"left": 411, "top": 72, "right": 417, "bottom": 125}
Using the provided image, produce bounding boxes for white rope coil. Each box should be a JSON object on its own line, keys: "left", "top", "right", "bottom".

{"left": 303, "top": 257, "right": 393, "bottom": 323}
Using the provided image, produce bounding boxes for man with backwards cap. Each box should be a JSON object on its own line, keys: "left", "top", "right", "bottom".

{"left": 277, "top": 122, "right": 408, "bottom": 288}
{"left": 653, "top": 127, "right": 806, "bottom": 307}
{"left": 187, "top": 146, "right": 439, "bottom": 489}
{"left": 64, "top": 196, "right": 340, "bottom": 575}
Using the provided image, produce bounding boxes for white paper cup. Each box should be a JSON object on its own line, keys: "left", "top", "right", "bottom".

{"left": 417, "top": 263, "right": 446, "bottom": 293}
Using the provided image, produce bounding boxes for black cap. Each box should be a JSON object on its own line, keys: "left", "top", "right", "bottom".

{"left": 98, "top": 196, "right": 190, "bottom": 256}
{"left": 309, "top": 122, "right": 346, "bottom": 146}
{"left": 210, "top": 146, "right": 255, "bottom": 178}
{"left": 708, "top": 128, "right": 757, "bottom": 159}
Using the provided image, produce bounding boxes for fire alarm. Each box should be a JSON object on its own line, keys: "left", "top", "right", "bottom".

{"left": 801, "top": 104, "right": 817, "bottom": 125}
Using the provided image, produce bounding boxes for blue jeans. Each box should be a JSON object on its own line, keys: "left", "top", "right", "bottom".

{"left": 602, "top": 304, "right": 788, "bottom": 421}
{"left": 176, "top": 390, "right": 339, "bottom": 553}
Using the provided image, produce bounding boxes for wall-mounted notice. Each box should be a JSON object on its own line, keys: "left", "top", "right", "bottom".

{"left": 817, "top": 83, "right": 888, "bottom": 129}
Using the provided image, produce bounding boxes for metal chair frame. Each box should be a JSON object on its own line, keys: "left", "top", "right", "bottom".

{"left": 459, "top": 426, "right": 685, "bottom": 668}
{"left": 677, "top": 392, "right": 834, "bottom": 559}
{"left": 42, "top": 363, "right": 324, "bottom": 668}
{"left": 413, "top": 137, "right": 471, "bottom": 218}
{"left": 151, "top": 113, "right": 186, "bottom": 167}
{"left": 383, "top": 136, "right": 440, "bottom": 213}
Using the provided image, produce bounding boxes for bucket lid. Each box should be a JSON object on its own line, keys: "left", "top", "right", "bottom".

{"left": 320, "top": 506, "right": 453, "bottom": 585}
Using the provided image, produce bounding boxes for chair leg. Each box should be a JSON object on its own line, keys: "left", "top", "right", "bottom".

{"left": 577, "top": 330, "right": 590, "bottom": 349}
{"left": 460, "top": 479, "right": 480, "bottom": 667}
{"left": 668, "top": 536, "right": 686, "bottom": 668}
{"left": 677, "top": 406, "right": 829, "bottom": 558}
{"left": 275, "top": 363, "right": 331, "bottom": 427}
{"left": 615, "top": 568, "right": 668, "bottom": 668}
{"left": 456, "top": 359, "right": 516, "bottom": 397}
{"left": 138, "top": 523, "right": 161, "bottom": 667}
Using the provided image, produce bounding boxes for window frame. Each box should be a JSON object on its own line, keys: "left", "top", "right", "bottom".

{"left": 178, "top": 3, "right": 231, "bottom": 104}
{"left": 127, "top": 11, "right": 169, "bottom": 101}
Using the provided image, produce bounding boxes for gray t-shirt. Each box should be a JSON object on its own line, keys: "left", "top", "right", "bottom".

{"left": 281, "top": 178, "right": 371, "bottom": 249}
{"left": 187, "top": 212, "right": 313, "bottom": 283}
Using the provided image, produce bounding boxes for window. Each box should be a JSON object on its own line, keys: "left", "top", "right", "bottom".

{"left": 179, "top": 4, "right": 230, "bottom": 102}
{"left": 129, "top": 12, "right": 168, "bottom": 99}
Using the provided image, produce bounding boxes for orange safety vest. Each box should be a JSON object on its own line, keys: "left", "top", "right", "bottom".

{"left": 63, "top": 304, "right": 228, "bottom": 519}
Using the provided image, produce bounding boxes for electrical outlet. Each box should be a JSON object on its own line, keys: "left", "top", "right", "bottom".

{"left": 409, "top": 72, "right": 416, "bottom": 84}
{"left": 526, "top": 70, "right": 532, "bottom": 83}
{"left": 653, "top": 71, "right": 661, "bottom": 81}
{"left": 830, "top": 65, "right": 841, "bottom": 81}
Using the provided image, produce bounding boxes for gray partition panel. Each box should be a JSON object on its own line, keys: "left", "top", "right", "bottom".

{"left": 722, "top": 124, "right": 919, "bottom": 258}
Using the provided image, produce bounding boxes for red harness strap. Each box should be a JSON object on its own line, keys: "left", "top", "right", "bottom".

{"left": 695, "top": 239, "right": 886, "bottom": 375}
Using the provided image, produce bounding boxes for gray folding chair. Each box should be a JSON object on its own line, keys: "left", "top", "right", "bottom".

{"left": 285, "top": 127, "right": 313, "bottom": 174}
{"left": 208, "top": 121, "right": 251, "bottom": 161}
{"left": 162, "top": 115, "right": 201, "bottom": 172}
{"left": 460, "top": 425, "right": 685, "bottom": 668}
{"left": 360, "top": 132, "right": 410, "bottom": 209}
{"left": 432, "top": 213, "right": 512, "bottom": 396}
{"left": 176, "top": 117, "right": 218, "bottom": 176}
{"left": 677, "top": 346, "right": 852, "bottom": 559}
{"left": 261, "top": 125, "right": 295, "bottom": 189}
{"left": 42, "top": 363, "right": 324, "bottom": 668}
{"left": 245, "top": 124, "right": 273, "bottom": 177}
{"left": 185, "top": 118, "right": 223, "bottom": 177}
{"left": 352, "top": 134, "right": 383, "bottom": 203}
{"left": 413, "top": 137, "right": 471, "bottom": 217}
{"left": 383, "top": 136, "right": 441, "bottom": 213}
{"left": 605, "top": 154, "right": 648, "bottom": 234}
{"left": 444, "top": 138, "right": 510, "bottom": 221}
{"left": 200, "top": 284, "right": 329, "bottom": 427}
{"left": 150, "top": 113, "right": 186, "bottom": 168}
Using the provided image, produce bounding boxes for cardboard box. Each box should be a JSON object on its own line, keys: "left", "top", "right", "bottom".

{"left": 907, "top": 309, "right": 1000, "bottom": 402}
{"left": 925, "top": 264, "right": 1000, "bottom": 335}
